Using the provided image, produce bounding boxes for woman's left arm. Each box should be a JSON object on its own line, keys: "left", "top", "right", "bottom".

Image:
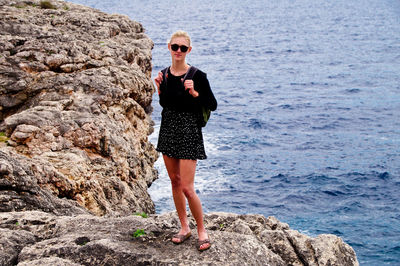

{"left": 196, "top": 72, "right": 217, "bottom": 111}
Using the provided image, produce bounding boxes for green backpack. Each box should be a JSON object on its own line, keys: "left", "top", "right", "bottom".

{"left": 161, "top": 66, "right": 211, "bottom": 127}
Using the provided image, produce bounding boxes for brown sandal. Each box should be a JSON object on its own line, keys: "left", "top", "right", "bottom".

{"left": 197, "top": 238, "right": 211, "bottom": 251}
{"left": 171, "top": 232, "right": 191, "bottom": 244}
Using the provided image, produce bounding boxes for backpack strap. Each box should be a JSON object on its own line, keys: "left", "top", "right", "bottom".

{"left": 161, "top": 67, "right": 169, "bottom": 86}
{"left": 182, "top": 66, "right": 198, "bottom": 82}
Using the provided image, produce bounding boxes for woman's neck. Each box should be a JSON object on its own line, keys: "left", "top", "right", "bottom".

{"left": 171, "top": 61, "right": 189, "bottom": 76}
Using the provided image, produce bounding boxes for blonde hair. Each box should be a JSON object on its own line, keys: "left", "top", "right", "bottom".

{"left": 168, "top": 30, "right": 191, "bottom": 46}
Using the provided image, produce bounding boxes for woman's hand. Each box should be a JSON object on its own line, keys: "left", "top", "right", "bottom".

{"left": 183, "top": 79, "right": 199, "bottom": 98}
{"left": 154, "top": 71, "right": 163, "bottom": 94}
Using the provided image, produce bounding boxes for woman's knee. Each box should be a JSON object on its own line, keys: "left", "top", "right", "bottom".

{"left": 182, "top": 186, "right": 196, "bottom": 199}
{"left": 169, "top": 173, "right": 182, "bottom": 188}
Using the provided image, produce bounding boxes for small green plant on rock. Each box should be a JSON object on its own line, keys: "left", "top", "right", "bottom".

{"left": 133, "top": 229, "right": 146, "bottom": 238}
{"left": 134, "top": 212, "right": 148, "bottom": 218}
{"left": 0, "top": 132, "right": 9, "bottom": 143}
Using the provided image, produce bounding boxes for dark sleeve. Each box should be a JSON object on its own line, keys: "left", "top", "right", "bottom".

{"left": 158, "top": 73, "right": 167, "bottom": 108}
{"left": 195, "top": 71, "right": 217, "bottom": 111}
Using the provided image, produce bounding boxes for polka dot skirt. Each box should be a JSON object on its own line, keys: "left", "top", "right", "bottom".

{"left": 156, "top": 108, "right": 207, "bottom": 160}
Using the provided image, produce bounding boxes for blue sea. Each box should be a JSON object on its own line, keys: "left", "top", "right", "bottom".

{"left": 70, "top": 0, "right": 400, "bottom": 264}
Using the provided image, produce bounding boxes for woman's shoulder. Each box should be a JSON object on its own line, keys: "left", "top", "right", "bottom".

{"left": 192, "top": 67, "right": 207, "bottom": 79}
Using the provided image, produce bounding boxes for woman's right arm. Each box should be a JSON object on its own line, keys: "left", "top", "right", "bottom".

{"left": 154, "top": 71, "right": 163, "bottom": 95}
{"left": 155, "top": 71, "right": 167, "bottom": 108}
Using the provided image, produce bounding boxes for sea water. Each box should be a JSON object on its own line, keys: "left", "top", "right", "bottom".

{"left": 69, "top": 0, "right": 400, "bottom": 264}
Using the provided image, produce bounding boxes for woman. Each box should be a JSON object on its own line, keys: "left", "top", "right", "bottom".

{"left": 154, "top": 30, "right": 217, "bottom": 251}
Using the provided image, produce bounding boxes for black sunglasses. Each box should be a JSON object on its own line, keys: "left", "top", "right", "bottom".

{"left": 171, "top": 44, "right": 189, "bottom": 52}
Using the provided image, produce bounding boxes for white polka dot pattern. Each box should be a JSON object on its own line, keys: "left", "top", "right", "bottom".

{"left": 156, "top": 108, "right": 207, "bottom": 160}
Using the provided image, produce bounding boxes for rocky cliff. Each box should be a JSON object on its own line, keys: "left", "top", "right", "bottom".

{"left": 1, "top": 211, "right": 359, "bottom": 266}
{"left": 0, "top": 1, "right": 359, "bottom": 265}
{"left": 0, "top": 0, "right": 157, "bottom": 216}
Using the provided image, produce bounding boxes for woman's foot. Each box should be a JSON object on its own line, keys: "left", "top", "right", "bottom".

{"left": 172, "top": 229, "right": 191, "bottom": 244}
{"left": 197, "top": 231, "right": 211, "bottom": 251}
{"left": 197, "top": 238, "right": 211, "bottom": 251}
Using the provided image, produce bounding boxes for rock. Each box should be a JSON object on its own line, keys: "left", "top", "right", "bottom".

{"left": 0, "top": 0, "right": 158, "bottom": 216}
{"left": 0, "top": 149, "right": 89, "bottom": 215}
{"left": 0, "top": 228, "right": 36, "bottom": 266}
{"left": 0, "top": 211, "right": 359, "bottom": 266}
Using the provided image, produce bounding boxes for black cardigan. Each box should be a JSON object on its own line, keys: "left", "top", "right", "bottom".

{"left": 159, "top": 68, "right": 217, "bottom": 113}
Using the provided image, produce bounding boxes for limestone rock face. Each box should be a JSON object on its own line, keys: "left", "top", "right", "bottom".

{"left": 0, "top": 211, "right": 359, "bottom": 266}
{"left": 0, "top": 0, "right": 158, "bottom": 216}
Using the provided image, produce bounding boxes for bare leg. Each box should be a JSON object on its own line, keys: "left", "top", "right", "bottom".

{"left": 179, "top": 159, "right": 209, "bottom": 242}
{"left": 163, "top": 155, "right": 210, "bottom": 250}
{"left": 163, "top": 155, "right": 191, "bottom": 239}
